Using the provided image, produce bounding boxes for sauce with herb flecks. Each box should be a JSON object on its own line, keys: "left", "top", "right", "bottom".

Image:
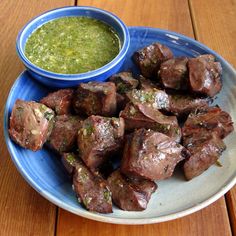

{"left": 25, "top": 17, "right": 120, "bottom": 74}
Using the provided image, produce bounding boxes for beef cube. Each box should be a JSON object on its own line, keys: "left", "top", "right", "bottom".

{"left": 77, "top": 116, "right": 125, "bottom": 170}
{"left": 159, "top": 57, "right": 188, "bottom": 90}
{"left": 73, "top": 82, "right": 116, "bottom": 116}
{"left": 138, "top": 75, "right": 161, "bottom": 90}
{"left": 107, "top": 170, "right": 157, "bottom": 211}
{"left": 48, "top": 115, "right": 82, "bottom": 153}
{"left": 61, "top": 152, "right": 79, "bottom": 175}
{"left": 126, "top": 88, "right": 169, "bottom": 111}
{"left": 9, "top": 100, "right": 54, "bottom": 151}
{"left": 116, "top": 93, "right": 127, "bottom": 111}
{"left": 121, "top": 129, "right": 188, "bottom": 180}
{"left": 109, "top": 72, "right": 139, "bottom": 94}
{"left": 133, "top": 43, "right": 173, "bottom": 78}
{"left": 183, "top": 133, "right": 226, "bottom": 180}
{"left": 182, "top": 106, "right": 234, "bottom": 141}
{"left": 120, "top": 103, "right": 181, "bottom": 142}
{"left": 188, "top": 54, "right": 222, "bottom": 97}
{"left": 168, "top": 94, "right": 210, "bottom": 117}
{"left": 73, "top": 160, "right": 112, "bottom": 213}
{"left": 40, "top": 89, "right": 74, "bottom": 115}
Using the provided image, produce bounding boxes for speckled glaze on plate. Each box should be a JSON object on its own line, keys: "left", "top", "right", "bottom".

{"left": 4, "top": 27, "right": 236, "bottom": 224}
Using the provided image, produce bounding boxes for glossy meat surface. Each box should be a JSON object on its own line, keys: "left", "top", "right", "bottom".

{"left": 40, "top": 89, "right": 74, "bottom": 115}
{"left": 9, "top": 100, "right": 54, "bottom": 151}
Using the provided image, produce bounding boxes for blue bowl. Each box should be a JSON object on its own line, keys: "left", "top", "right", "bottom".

{"left": 16, "top": 6, "right": 130, "bottom": 88}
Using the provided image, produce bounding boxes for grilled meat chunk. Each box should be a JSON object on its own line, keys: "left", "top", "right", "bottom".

{"left": 108, "top": 169, "right": 157, "bottom": 211}
{"left": 9, "top": 100, "right": 54, "bottom": 151}
{"left": 188, "top": 54, "right": 222, "bottom": 97}
{"left": 120, "top": 102, "right": 181, "bottom": 142}
{"left": 40, "top": 89, "right": 74, "bottom": 115}
{"left": 77, "top": 116, "right": 125, "bottom": 170}
{"left": 168, "top": 94, "right": 210, "bottom": 117}
{"left": 138, "top": 75, "right": 161, "bottom": 90}
{"left": 182, "top": 106, "right": 234, "bottom": 142}
{"left": 48, "top": 115, "right": 82, "bottom": 153}
{"left": 109, "top": 72, "right": 139, "bottom": 94}
{"left": 73, "top": 160, "right": 112, "bottom": 213}
{"left": 73, "top": 82, "right": 116, "bottom": 116}
{"left": 159, "top": 57, "right": 188, "bottom": 90}
{"left": 126, "top": 88, "right": 169, "bottom": 111}
{"left": 183, "top": 133, "right": 226, "bottom": 180}
{"left": 121, "top": 129, "right": 188, "bottom": 180}
{"left": 61, "top": 152, "right": 79, "bottom": 175}
{"left": 133, "top": 43, "right": 173, "bottom": 78}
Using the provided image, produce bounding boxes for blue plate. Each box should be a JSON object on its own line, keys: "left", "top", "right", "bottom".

{"left": 4, "top": 27, "right": 236, "bottom": 224}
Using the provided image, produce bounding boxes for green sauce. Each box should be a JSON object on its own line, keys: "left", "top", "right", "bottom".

{"left": 24, "top": 17, "right": 120, "bottom": 74}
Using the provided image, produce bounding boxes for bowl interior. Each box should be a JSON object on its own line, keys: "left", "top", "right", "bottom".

{"left": 6, "top": 27, "right": 236, "bottom": 224}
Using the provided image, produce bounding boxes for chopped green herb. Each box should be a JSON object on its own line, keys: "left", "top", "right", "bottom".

{"left": 215, "top": 160, "right": 223, "bottom": 167}
{"left": 44, "top": 111, "right": 54, "bottom": 121}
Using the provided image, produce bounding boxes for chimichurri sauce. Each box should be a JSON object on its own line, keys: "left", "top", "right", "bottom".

{"left": 24, "top": 17, "right": 120, "bottom": 74}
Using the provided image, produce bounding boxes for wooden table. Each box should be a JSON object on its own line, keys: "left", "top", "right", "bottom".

{"left": 1, "top": 1, "right": 235, "bottom": 235}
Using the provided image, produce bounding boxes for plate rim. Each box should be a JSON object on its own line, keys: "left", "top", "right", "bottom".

{"left": 4, "top": 26, "right": 236, "bottom": 225}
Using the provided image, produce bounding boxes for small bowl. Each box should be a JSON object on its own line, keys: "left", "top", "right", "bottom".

{"left": 16, "top": 6, "right": 130, "bottom": 88}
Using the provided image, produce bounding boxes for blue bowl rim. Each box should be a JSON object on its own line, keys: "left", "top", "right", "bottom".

{"left": 16, "top": 6, "right": 130, "bottom": 80}
{"left": 6, "top": 26, "right": 236, "bottom": 224}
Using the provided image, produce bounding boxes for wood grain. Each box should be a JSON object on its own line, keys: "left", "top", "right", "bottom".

{"left": 56, "top": 1, "right": 232, "bottom": 235}
{"left": 0, "top": 1, "right": 73, "bottom": 235}
{"left": 189, "top": 1, "right": 236, "bottom": 234}
{"left": 78, "top": 0, "right": 194, "bottom": 37}
{"left": 57, "top": 198, "right": 231, "bottom": 236}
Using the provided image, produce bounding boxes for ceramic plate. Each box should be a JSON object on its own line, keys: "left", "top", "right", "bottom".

{"left": 4, "top": 27, "right": 236, "bottom": 224}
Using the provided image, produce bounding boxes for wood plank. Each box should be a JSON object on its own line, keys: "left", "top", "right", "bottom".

{"left": 189, "top": 0, "right": 236, "bottom": 67}
{"left": 56, "top": 1, "right": 232, "bottom": 235}
{"left": 189, "top": 1, "right": 236, "bottom": 234}
{"left": 77, "top": 0, "right": 194, "bottom": 37}
{"left": 57, "top": 198, "right": 230, "bottom": 236}
{"left": 0, "top": 1, "right": 73, "bottom": 235}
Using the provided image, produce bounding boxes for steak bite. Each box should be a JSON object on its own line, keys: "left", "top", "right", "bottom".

{"left": 120, "top": 103, "right": 181, "bottom": 142}
{"left": 159, "top": 57, "right": 188, "bottom": 90}
{"left": 121, "top": 129, "right": 188, "bottom": 181}
{"left": 183, "top": 133, "right": 226, "bottom": 180}
{"left": 138, "top": 75, "right": 161, "bottom": 90}
{"left": 109, "top": 72, "right": 139, "bottom": 94}
{"left": 126, "top": 88, "right": 169, "bottom": 111}
{"left": 133, "top": 43, "right": 173, "bottom": 78}
{"left": 188, "top": 54, "right": 222, "bottom": 97}
{"left": 168, "top": 94, "right": 210, "bottom": 117}
{"left": 77, "top": 115, "right": 125, "bottom": 170}
{"left": 61, "top": 152, "right": 79, "bottom": 175}
{"left": 40, "top": 89, "right": 74, "bottom": 115}
{"left": 182, "top": 106, "right": 234, "bottom": 141}
{"left": 107, "top": 170, "right": 157, "bottom": 211}
{"left": 73, "top": 82, "right": 117, "bottom": 117}
{"left": 48, "top": 115, "right": 82, "bottom": 153}
{"left": 73, "top": 159, "right": 112, "bottom": 213}
{"left": 9, "top": 100, "right": 54, "bottom": 151}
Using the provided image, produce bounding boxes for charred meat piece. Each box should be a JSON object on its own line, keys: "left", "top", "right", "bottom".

{"left": 73, "top": 82, "right": 116, "bottom": 116}
{"left": 77, "top": 116, "right": 125, "bottom": 170}
{"left": 9, "top": 100, "right": 54, "bottom": 151}
{"left": 107, "top": 169, "right": 157, "bottom": 211}
{"left": 120, "top": 103, "right": 181, "bottom": 142}
{"left": 61, "top": 152, "right": 79, "bottom": 175}
{"left": 188, "top": 54, "right": 222, "bottom": 97}
{"left": 40, "top": 89, "right": 74, "bottom": 115}
{"left": 133, "top": 43, "right": 173, "bottom": 78}
{"left": 73, "top": 160, "right": 112, "bottom": 213}
{"left": 121, "top": 129, "right": 188, "bottom": 180}
{"left": 109, "top": 72, "right": 139, "bottom": 94}
{"left": 138, "top": 75, "right": 161, "bottom": 90}
{"left": 168, "top": 94, "right": 210, "bottom": 117}
{"left": 183, "top": 133, "right": 226, "bottom": 180}
{"left": 126, "top": 88, "right": 169, "bottom": 111}
{"left": 159, "top": 57, "right": 188, "bottom": 90}
{"left": 182, "top": 106, "right": 234, "bottom": 141}
{"left": 48, "top": 115, "right": 82, "bottom": 153}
